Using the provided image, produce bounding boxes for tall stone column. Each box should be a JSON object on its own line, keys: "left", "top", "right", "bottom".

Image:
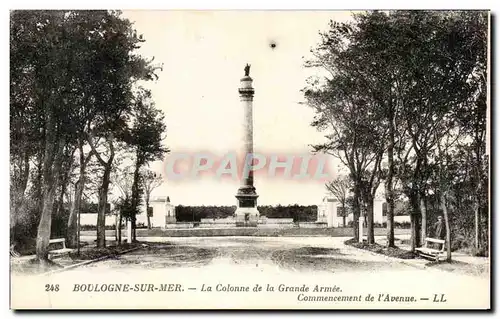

{"left": 235, "top": 64, "right": 259, "bottom": 227}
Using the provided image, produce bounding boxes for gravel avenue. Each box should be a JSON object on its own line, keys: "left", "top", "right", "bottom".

{"left": 13, "top": 236, "right": 489, "bottom": 309}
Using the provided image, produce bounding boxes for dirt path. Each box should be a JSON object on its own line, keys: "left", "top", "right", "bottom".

{"left": 12, "top": 236, "right": 490, "bottom": 309}
{"left": 78, "top": 236, "right": 416, "bottom": 274}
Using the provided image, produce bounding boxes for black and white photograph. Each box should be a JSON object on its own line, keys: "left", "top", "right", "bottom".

{"left": 9, "top": 8, "right": 490, "bottom": 309}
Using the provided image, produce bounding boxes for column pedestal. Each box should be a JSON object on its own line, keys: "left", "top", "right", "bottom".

{"left": 235, "top": 187, "right": 259, "bottom": 227}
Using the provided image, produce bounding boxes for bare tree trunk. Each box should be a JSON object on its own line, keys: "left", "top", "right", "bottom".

{"left": 474, "top": 196, "right": 480, "bottom": 254}
{"left": 408, "top": 152, "right": 424, "bottom": 251}
{"left": 97, "top": 165, "right": 111, "bottom": 248}
{"left": 35, "top": 153, "right": 43, "bottom": 207}
{"left": 131, "top": 217, "right": 137, "bottom": 241}
{"left": 352, "top": 184, "right": 361, "bottom": 241}
{"left": 117, "top": 212, "right": 122, "bottom": 245}
{"left": 366, "top": 194, "right": 375, "bottom": 244}
{"left": 146, "top": 194, "right": 151, "bottom": 230}
{"left": 67, "top": 139, "right": 87, "bottom": 248}
{"left": 56, "top": 174, "right": 67, "bottom": 217}
{"left": 474, "top": 167, "right": 482, "bottom": 254}
{"left": 36, "top": 137, "right": 65, "bottom": 263}
{"left": 409, "top": 192, "right": 421, "bottom": 252}
{"left": 385, "top": 110, "right": 395, "bottom": 248}
{"left": 88, "top": 132, "right": 115, "bottom": 249}
{"left": 57, "top": 147, "right": 75, "bottom": 217}
{"left": 410, "top": 214, "right": 416, "bottom": 252}
{"left": 131, "top": 155, "right": 142, "bottom": 241}
{"left": 342, "top": 203, "right": 346, "bottom": 227}
{"left": 440, "top": 192, "right": 452, "bottom": 262}
{"left": 385, "top": 196, "right": 395, "bottom": 248}
{"left": 115, "top": 212, "right": 119, "bottom": 243}
{"left": 36, "top": 189, "right": 56, "bottom": 262}
{"left": 420, "top": 196, "right": 427, "bottom": 245}
{"left": 67, "top": 180, "right": 83, "bottom": 248}
{"left": 415, "top": 214, "right": 421, "bottom": 248}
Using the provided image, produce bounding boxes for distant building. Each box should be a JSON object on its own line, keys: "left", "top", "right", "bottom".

{"left": 80, "top": 196, "right": 176, "bottom": 229}
{"left": 137, "top": 196, "right": 176, "bottom": 228}
{"left": 317, "top": 194, "right": 410, "bottom": 227}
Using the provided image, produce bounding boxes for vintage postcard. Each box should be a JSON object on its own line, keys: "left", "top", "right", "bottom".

{"left": 9, "top": 10, "right": 490, "bottom": 309}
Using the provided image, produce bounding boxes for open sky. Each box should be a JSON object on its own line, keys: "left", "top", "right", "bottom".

{"left": 121, "top": 11, "right": 355, "bottom": 206}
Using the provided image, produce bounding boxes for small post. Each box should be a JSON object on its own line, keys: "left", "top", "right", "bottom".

{"left": 77, "top": 207, "right": 81, "bottom": 255}
{"left": 359, "top": 216, "right": 364, "bottom": 243}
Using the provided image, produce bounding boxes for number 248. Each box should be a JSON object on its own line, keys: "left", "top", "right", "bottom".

{"left": 45, "top": 284, "right": 59, "bottom": 292}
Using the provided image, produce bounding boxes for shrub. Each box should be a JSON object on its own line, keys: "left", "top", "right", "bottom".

{"left": 80, "top": 225, "right": 116, "bottom": 231}
{"left": 394, "top": 221, "right": 411, "bottom": 229}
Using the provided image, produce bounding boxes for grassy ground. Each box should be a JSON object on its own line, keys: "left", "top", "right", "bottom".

{"left": 345, "top": 238, "right": 417, "bottom": 259}
{"left": 10, "top": 258, "right": 64, "bottom": 275}
{"left": 344, "top": 238, "right": 489, "bottom": 278}
{"left": 67, "top": 243, "right": 139, "bottom": 260}
{"left": 10, "top": 242, "right": 144, "bottom": 275}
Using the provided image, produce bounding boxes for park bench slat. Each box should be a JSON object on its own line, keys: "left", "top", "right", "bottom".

{"left": 49, "top": 238, "right": 66, "bottom": 244}
{"left": 425, "top": 238, "right": 445, "bottom": 244}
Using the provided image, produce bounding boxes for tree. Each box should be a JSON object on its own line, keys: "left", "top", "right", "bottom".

{"left": 10, "top": 16, "right": 41, "bottom": 244}
{"left": 113, "top": 164, "right": 135, "bottom": 244}
{"left": 10, "top": 11, "right": 82, "bottom": 263}
{"left": 304, "top": 19, "right": 387, "bottom": 243}
{"left": 435, "top": 128, "right": 463, "bottom": 262}
{"left": 450, "top": 12, "right": 488, "bottom": 254}
{"left": 10, "top": 10, "right": 163, "bottom": 259}
{"left": 88, "top": 132, "right": 117, "bottom": 248}
{"left": 81, "top": 12, "right": 161, "bottom": 248}
{"left": 66, "top": 139, "right": 92, "bottom": 248}
{"left": 343, "top": 12, "right": 403, "bottom": 248}
{"left": 141, "top": 169, "right": 163, "bottom": 229}
{"left": 393, "top": 11, "right": 487, "bottom": 251}
{"left": 326, "top": 175, "right": 351, "bottom": 227}
{"left": 304, "top": 11, "right": 488, "bottom": 253}
{"left": 124, "top": 88, "right": 168, "bottom": 240}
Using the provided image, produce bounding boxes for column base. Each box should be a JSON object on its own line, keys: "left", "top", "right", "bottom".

{"left": 235, "top": 186, "right": 259, "bottom": 227}
{"left": 234, "top": 207, "right": 260, "bottom": 227}
{"left": 165, "top": 216, "right": 176, "bottom": 224}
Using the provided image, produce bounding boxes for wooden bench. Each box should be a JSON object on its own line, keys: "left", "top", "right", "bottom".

{"left": 415, "top": 237, "right": 446, "bottom": 261}
{"left": 48, "top": 238, "right": 73, "bottom": 256}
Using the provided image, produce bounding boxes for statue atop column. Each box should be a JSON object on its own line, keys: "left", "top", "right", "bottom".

{"left": 244, "top": 64, "right": 251, "bottom": 77}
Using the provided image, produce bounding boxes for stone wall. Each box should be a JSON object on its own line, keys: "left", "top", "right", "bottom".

{"left": 260, "top": 218, "right": 294, "bottom": 224}
{"left": 80, "top": 214, "right": 116, "bottom": 227}
{"left": 200, "top": 217, "right": 236, "bottom": 224}
{"left": 165, "top": 222, "right": 193, "bottom": 229}
{"left": 298, "top": 222, "right": 328, "bottom": 228}
{"left": 257, "top": 223, "right": 295, "bottom": 229}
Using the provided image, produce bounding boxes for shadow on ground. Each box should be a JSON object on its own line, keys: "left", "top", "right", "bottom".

{"left": 80, "top": 240, "right": 413, "bottom": 274}
{"left": 271, "top": 246, "right": 410, "bottom": 273}
{"left": 112, "top": 244, "right": 218, "bottom": 268}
